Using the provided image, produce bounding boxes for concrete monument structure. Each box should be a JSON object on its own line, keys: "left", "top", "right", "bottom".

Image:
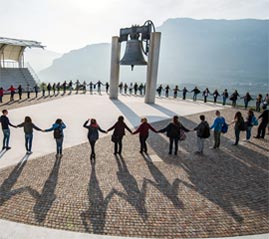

{"left": 109, "top": 21, "right": 161, "bottom": 104}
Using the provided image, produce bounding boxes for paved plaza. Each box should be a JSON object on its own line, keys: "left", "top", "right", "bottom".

{"left": 0, "top": 94, "right": 268, "bottom": 238}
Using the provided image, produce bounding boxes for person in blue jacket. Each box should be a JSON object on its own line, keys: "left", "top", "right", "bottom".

{"left": 44, "top": 118, "right": 66, "bottom": 157}
{"left": 83, "top": 118, "right": 106, "bottom": 160}
{"left": 210, "top": 110, "right": 226, "bottom": 149}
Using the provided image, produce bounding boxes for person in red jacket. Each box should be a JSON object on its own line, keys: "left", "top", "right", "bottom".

{"left": 133, "top": 118, "right": 158, "bottom": 154}
{"left": 0, "top": 87, "right": 4, "bottom": 103}
{"left": 7, "top": 85, "right": 16, "bottom": 101}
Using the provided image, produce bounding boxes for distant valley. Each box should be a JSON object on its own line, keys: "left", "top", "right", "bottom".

{"left": 28, "top": 18, "right": 268, "bottom": 94}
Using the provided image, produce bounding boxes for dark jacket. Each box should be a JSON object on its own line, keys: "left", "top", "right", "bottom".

{"left": 17, "top": 122, "right": 42, "bottom": 134}
{"left": 0, "top": 115, "right": 16, "bottom": 130}
{"left": 159, "top": 122, "right": 189, "bottom": 138}
{"left": 194, "top": 121, "right": 209, "bottom": 138}
{"left": 258, "top": 109, "right": 269, "bottom": 124}
{"left": 83, "top": 120, "right": 106, "bottom": 141}
{"left": 107, "top": 121, "right": 132, "bottom": 138}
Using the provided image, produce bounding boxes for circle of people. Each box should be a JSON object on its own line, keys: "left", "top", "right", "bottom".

{"left": 0, "top": 105, "right": 268, "bottom": 160}
{"left": 1, "top": 82, "right": 268, "bottom": 114}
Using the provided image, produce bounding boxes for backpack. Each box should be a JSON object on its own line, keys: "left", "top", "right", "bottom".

{"left": 54, "top": 124, "right": 63, "bottom": 139}
{"left": 221, "top": 122, "right": 228, "bottom": 134}
{"left": 89, "top": 127, "right": 98, "bottom": 141}
{"left": 202, "top": 122, "right": 210, "bottom": 138}
{"left": 251, "top": 116, "right": 258, "bottom": 126}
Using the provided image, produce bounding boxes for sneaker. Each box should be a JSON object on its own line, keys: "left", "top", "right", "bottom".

{"left": 210, "top": 146, "right": 216, "bottom": 149}
{"left": 28, "top": 151, "right": 33, "bottom": 155}
{"left": 6, "top": 146, "right": 11, "bottom": 150}
{"left": 2, "top": 146, "right": 5, "bottom": 150}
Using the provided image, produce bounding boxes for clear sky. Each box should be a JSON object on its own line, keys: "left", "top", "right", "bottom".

{"left": 0, "top": 0, "right": 268, "bottom": 53}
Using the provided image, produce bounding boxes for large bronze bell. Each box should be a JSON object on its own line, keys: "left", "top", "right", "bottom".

{"left": 120, "top": 39, "right": 147, "bottom": 70}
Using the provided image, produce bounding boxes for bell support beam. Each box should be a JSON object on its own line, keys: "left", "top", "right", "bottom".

{"left": 145, "top": 32, "right": 161, "bottom": 104}
{"left": 109, "top": 36, "right": 121, "bottom": 100}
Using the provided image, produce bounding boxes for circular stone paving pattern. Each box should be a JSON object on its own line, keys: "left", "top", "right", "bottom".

{"left": 0, "top": 113, "right": 268, "bottom": 238}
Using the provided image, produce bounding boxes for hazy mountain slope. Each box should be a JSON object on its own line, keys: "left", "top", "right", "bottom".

{"left": 38, "top": 18, "right": 268, "bottom": 89}
{"left": 24, "top": 48, "right": 62, "bottom": 72}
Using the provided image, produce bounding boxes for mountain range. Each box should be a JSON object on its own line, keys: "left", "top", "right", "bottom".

{"left": 36, "top": 18, "right": 268, "bottom": 92}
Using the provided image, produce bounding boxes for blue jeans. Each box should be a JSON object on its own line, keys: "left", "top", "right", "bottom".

{"left": 56, "top": 137, "right": 63, "bottom": 155}
{"left": 246, "top": 126, "right": 252, "bottom": 140}
{"left": 2, "top": 129, "right": 10, "bottom": 148}
{"left": 25, "top": 133, "right": 33, "bottom": 151}
{"left": 223, "top": 96, "right": 227, "bottom": 105}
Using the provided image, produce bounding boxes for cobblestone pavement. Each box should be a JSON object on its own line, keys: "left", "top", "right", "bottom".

{"left": 0, "top": 108, "right": 268, "bottom": 238}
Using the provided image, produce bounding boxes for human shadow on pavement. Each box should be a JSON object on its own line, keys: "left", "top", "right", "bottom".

{"left": 0, "top": 149, "right": 7, "bottom": 159}
{"left": 18, "top": 98, "right": 28, "bottom": 104}
{"left": 2, "top": 100, "right": 19, "bottom": 106}
{"left": 0, "top": 154, "right": 29, "bottom": 206}
{"left": 113, "top": 155, "right": 148, "bottom": 221}
{"left": 37, "top": 96, "right": 44, "bottom": 101}
{"left": 30, "top": 156, "right": 62, "bottom": 223}
{"left": 147, "top": 117, "right": 269, "bottom": 223}
{"left": 142, "top": 154, "right": 184, "bottom": 210}
{"left": 81, "top": 160, "right": 115, "bottom": 234}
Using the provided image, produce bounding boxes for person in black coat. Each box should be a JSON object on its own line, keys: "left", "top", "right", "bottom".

{"left": 191, "top": 86, "right": 200, "bottom": 101}
{"left": 159, "top": 115, "right": 190, "bottom": 155}
{"left": 107, "top": 116, "right": 132, "bottom": 155}
{"left": 255, "top": 105, "right": 269, "bottom": 139}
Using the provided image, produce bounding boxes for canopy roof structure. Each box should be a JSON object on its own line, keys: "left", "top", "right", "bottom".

{"left": 0, "top": 37, "right": 44, "bottom": 65}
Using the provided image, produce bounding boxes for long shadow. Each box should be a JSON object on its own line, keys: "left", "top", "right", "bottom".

{"left": 2, "top": 100, "right": 19, "bottom": 106}
{"left": 111, "top": 99, "right": 170, "bottom": 128}
{"left": 28, "top": 97, "right": 36, "bottom": 102}
{"left": 111, "top": 99, "right": 140, "bottom": 127}
{"left": 142, "top": 154, "right": 184, "bottom": 209}
{"left": 147, "top": 117, "right": 269, "bottom": 223}
{"left": 31, "top": 156, "right": 62, "bottom": 223}
{"left": 113, "top": 155, "right": 148, "bottom": 221}
{"left": 0, "top": 154, "right": 29, "bottom": 206}
{"left": 247, "top": 140, "right": 269, "bottom": 152}
{"left": 0, "top": 149, "right": 7, "bottom": 159}
{"left": 37, "top": 96, "right": 44, "bottom": 101}
{"left": 81, "top": 161, "right": 115, "bottom": 234}
{"left": 18, "top": 98, "right": 28, "bottom": 104}
{"left": 148, "top": 103, "right": 178, "bottom": 117}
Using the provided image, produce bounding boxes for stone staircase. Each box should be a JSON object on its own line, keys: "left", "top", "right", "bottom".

{"left": 0, "top": 68, "right": 37, "bottom": 91}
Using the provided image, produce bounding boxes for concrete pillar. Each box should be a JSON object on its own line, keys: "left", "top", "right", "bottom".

{"left": 145, "top": 32, "right": 161, "bottom": 104}
{"left": 109, "top": 36, "right": 121, "bottom": 99}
